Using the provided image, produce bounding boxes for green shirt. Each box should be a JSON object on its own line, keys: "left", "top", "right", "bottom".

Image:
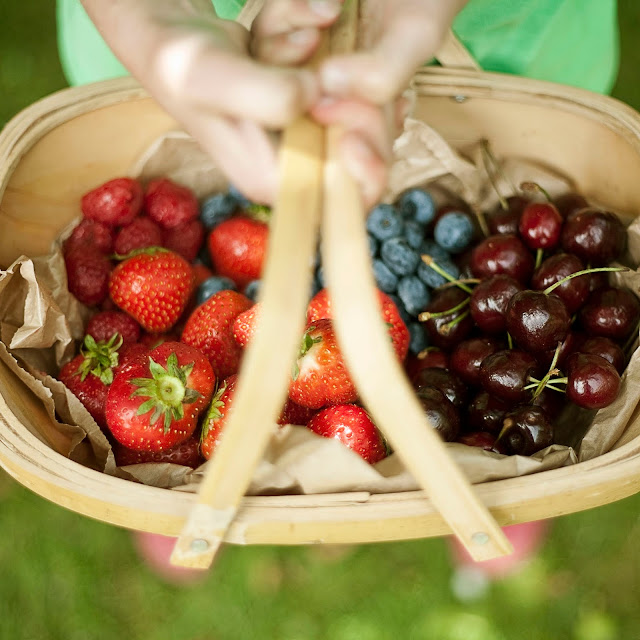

{"left": 56, "top": 0, "right": 619, "bottom": 94}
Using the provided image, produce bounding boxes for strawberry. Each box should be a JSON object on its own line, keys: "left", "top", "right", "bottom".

{"left": 115, "top": 342, "right": 150, "bottom": 375}
{"left": 181, "top": 289, "right": 252, "bottom": 379}
{"left": 86, "top": 310, "right": 141, "bottom": 345}
{"left": 200, "top": 375, "right": 238, "bottom": 460}
{"left": 81, "top": 177, "right": 143, "bottom": 227}
{"left": 207, "top": 215, "right": 269, "bottom": 288}
{"left": 63, "top": 218, "right": 114, "bottom": 255}
{"left": 288, "top": 319, "right": 358, "bottom": 409}
{"left": 144, "top": 178, "right": 199, "bottom": 229}
{"left": 105, "top": 341, "right": 215, "bottom": 452}
{"left": 306, "top": 288, "right": 410, "bottom": 363}
{"left": 278, "top": 398, "right": 317, "bottom": 427}
{"left": 64, "top": 247, "right": 112, "bottom": 306}
{"left": 114, "top": 216, "right": 163, "bottom": 255}
{"left": 58, "top": 334, "right": 123, "bottom": 429}
{"left": 307, "top": 404, "right": 388, "bottom": 464}
{"left": 108, "top": 247, "right": 195, "bottom": 333}
{"left": 232, "top": 302, "right": 261, "bottom": 347}
{"left": 162, "top": 219, "right": 205, "bottom": 262}
{"left": 191, "top": 263, "right": 214, "bottom": 289}
{"left": 113, "top": 434, "right": 203, "bottom": 468}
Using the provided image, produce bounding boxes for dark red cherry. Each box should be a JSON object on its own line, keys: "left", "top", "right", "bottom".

{"left": 487, "top": 196, "right": 530, "bottom": 236}
{"left": 577, "top": 336, "right": 625, "bottom": 374}
{"left": 420, "top": 287, "right": 473, "bottom": 350}
{"left": 456, "top": 431, "right": 499, "bottom": 452}
{"left": 565, "top": 352, "right": 621, "bottom": 409}
{"left": 412, "top": 367, "right": 467, "bottom": 411}
{"left": 536, "top": 330, "right": 579, "bottom": 370}
{"left": 467, "top": 391, "right": 513, "bottom": 434}
{"left": 470, "top": 234, "right": 535, "bottom": 284}
{"left": 405, "top": 348, "right": 448, "bottom": 380}
{"left": 531, "top": 253, "right": 590, "bottom": 314}
{"left": 531, "top": 387, "right": 566, "bottom": 422}
{"left": 469, "top": 274, "right": 524, "bottom": 334}
{"left": 518, "top": 202, "right": 563, "bottom": 251}
{"left": 554, "top": 192, "right": 589, "bottom": 218}
{"left": 449, "top": 336, "right": 503, "bottom": 386}
{"left": 497, "top": 405, "right": 554, "bottom": 456}
{"left": 560, "top": 208, "right": 626, "bottom": 266}
{"left": 505, "top": 290, "right": 571, "bottom": 353}
{"left": 479, "top": 349, "right": 539, "bottom": 404}
{"left": 579, "top": 286, "right": 640, "bottom": 342}
{"left": 415, "top": 386, "right": 461, "bottom": 442}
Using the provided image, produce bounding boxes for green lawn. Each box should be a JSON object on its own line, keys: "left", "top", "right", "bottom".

{"left": 3, "top": 2, "right": 640, "bottom": 639}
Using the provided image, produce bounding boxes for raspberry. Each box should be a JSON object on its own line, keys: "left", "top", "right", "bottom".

{"left": 86, "top": 310, "right": 141, "bottom": 345}
{"left": 114, "top": 216, "right": 163, "bottom": 255}
{"left": 144, "top": 178, "right": 199, "bottom": 229}
{"left": 64, "top": 248, "right": 112, "bottom": 306}
{"left": 81, "top": 177, "right": 143, "bottom": 227}
{"left": 63, "top": 219, "right": 114, "bottom": 255}
{"left": 162, "top": 219, "right": 205, "bottom": 262}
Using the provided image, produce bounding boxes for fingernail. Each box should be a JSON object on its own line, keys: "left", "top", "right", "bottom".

{"left": 309, "top": 0, "right": 341, "bottom": 19}
{"left": 321, "top": 64, "right": 350, "bottom": 94}
{"left": 287, "top": 28, "right": 317, "bottom": 46}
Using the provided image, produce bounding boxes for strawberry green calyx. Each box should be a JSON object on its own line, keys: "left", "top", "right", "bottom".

{"left": 130, "top": 353, "right": 202, "bottom": 432}
{"left": 76, "top": 333, "right": 123, "bottom": 385}
{"left": 112, "top": 245, "right": 170, "bottom": 262}
{"left": 200, "top": 381, "right": 228, "bottom": 441}
{"left": 292, "top": 327, "right": 322, "bottom": 381}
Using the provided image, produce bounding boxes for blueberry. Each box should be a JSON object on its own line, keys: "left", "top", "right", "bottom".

{"left": 316, "top": 265, "right": 325, "bottom": 289}
{"left": 404, "top": 220, "right": 424, "bottom": 250}
{"left": 398, "top": 188, "right": 436, "bottom": 225}
{"left": 244, "top": 279, "right": 261, "bottom": 302}
{"left": 227, "top": 184, "right": 252, "bottom": 209}
{"left": 434, "top": 211, "right": 475, "bottom": 254}
{"left": 397, "top": 275, "right": 431, "bottom": 316}
{"left": 372, "top": 259, "right": 399, "bottom": 293}
{"left": 196, "top": 244, "right": 213, "bottom": 268}
{"left": 417, "top": 256, "right": 460, "bottom": 289}
{"left": 200, "top": 192, "right": 237, "bottom": 229}
{"left": 196, "top": 276, "right": 237, "bottom": 306}
{"left": 380, "top": 237, "right": 420, "bottom": 276}
{"left": 389, "top": 294, "right": 412, "bottom": 327}
{"left": 418, "top": 240, "right": 451, "bottom": 264}
{"left": 368, "top": 234, "right": 380, "bottom": 257}
{"left": 408, "top": 321, "right": 429, "bottom": 355}
{"left": 366, "top": 204, "right": 404, "bottom": 241}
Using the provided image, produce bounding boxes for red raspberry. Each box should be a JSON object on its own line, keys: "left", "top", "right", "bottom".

{"left": 81, "top": 177, "right": 143, "bottom": 227}
{"left": 114, "top": 216, "right": 163, "bottom": 255}
{"left": 162, "top": 219, "right": 205, "bottom": 262}
{"left": 144, "top": 178, "right": 199, "bottom": 229}
{"left": 63, "top": 219, "right": 114, "bottom": 255}
{"left": 86, "top": 310, "right": 142, "bottom": 345}
{"left": 64, "top": 248, "right": 112, "bottom": 306}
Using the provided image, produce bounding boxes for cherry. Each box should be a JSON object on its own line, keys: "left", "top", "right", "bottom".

{"left": 467, "top": 391, "right": 512, "bottom": 434}
{"left": 449, "top": 336, "right": 503, "bottom": 386}
{"left": 487, "top": 195, "right": 530, "bottom": 236}
{"left": 560, "top": 208, "right": 626, "bottom": 266}
{"left": 497, "top": 405, "right": 554, "bottom": 456}
{"left": 405, "top": 348, "right": 449, "bottom": 380}
{"left": 469, "top": 234, "right": 535, "bottom": 284}
{"left": 419, "top": 286, "right": 474, "bottom": 350}
{"left": 536, "top": 330, "right": 579, "bottom": 370}
{"left": 456, "top": 431, "right": 499, "bottom": 452}
{"left": 415, "top": 386, "right": 461, "bottom": 442}
{"left": 565, "top": 352, "right": 621, "bottom": 409}
{"left": 412, "top": 367, "right": 467, "bottom": 411}
{"left": 506, "top": 290, "right": 571, "bottom": 353}
{"left": 518, "top": 201, "right": 563, "bottom": 251}
{"left": 577, "top": 336, "right": 625, "bottom": 374}
{"left": 554, "top": 192, "right": 588, "bottom": 218}
{"left": 469, "top": 274, "right": 524, "bottom": 334}
{"left": 579, "top": 286, "right": 640, "bottom": 342}
{"left": 531, "top": 387, "right": 566, "bottom": 422}
{"left": 531, "top": 253, "right": 590, "bottom": 314}
{"left": 479, "top": 349, "right": 540, "bottom": 403}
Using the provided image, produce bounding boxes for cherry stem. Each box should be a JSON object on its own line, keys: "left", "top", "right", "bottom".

{"left": 440, "top": 309, "right": 470, "bottom": 336}
{"left": 480, "top": 139, "right": 509, "bottom": 212}
{"left": 530, "top": 343, "right": 562, "bottom": 401}
{"left": 507, "top": 333, "right": 513, "bottom": 350}
{"left": 421, "top": 255, "right": 474, "bottom": 294}
{"left": 419, "top": 297, "right": 470, "bottom": 321}
{"left": 520, "top": 181, "right": 552, "bottom": 203}
{"left": 535, "top": 248, "right": 544, "bottom": 270}
{"left": 416, "top": 346, "right": 441, "bottom": 360}
{"left": 543, "top": 267, "right": 628, "bottom": 296}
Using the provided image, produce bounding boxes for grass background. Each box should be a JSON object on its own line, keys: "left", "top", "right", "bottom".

{"left": 2, "top": 2, "right": 640, "bottom": 639}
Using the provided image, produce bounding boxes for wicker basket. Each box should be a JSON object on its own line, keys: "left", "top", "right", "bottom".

{"left": 2, "top": 46, "right": 640, "bottom": 564}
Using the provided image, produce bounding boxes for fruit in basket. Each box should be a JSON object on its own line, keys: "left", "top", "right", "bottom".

{"left": 578, "top": 286, "right": 640, "bottom": 341}
{"left": 144, "top": 178, "right": 199, "bottom": 229}
{"left": 578, "top": 336, "right": 625, "bottom": 374}
{"left": 81, "top": 177, "right": 143, "bottom": 227}
{"left": 64, "top": 218, "right": 115, "bottom": 254}
{"left": 162, "top": 218, "right": 205, "bottom": 263}
{"left": 486, "top": 195, "right": 529, "bottom": 236}
{"left": 479, "top": 349, "right": 540, "bottom": 404}
{"left": 86, "top": 310, "right": 141, "bottom": 345}
{"left": 564, "top": 353, "right": 621, "bottom": 410}
{"left": 469, "top": 274, "right": 523, "bottom": 334}
{"left": 415, "top": 386, "right": 461, "bottom": 442}
{"left": 64, "top": 247, "right": 112, "bottom": 306}
{"left": 108, "top": 247, "right": 195, "bottom": 333}
{"left": 495, "top": 405, "right": 554, "bottom": 456}
{"left": 469, "top": 233, "right": 534, "bottom": 283}
{"left": 449, "top": 336, "right": 503, "bottom": 386}
{"left": 113, "top": 434, "right": 203, "bottom": 468}
{"left": 113, "top": 216, "right": 163, "bottom": 255}
{"left": 560, "top": 208, "right": 626, "bottom": 265}
{"left": 518, "top": 200, "right": 563, "bottom": 252}
{"left": 411, "top": 366, "right": 468, "bottom": 412}
{"left": 530, "top": 253, "right": 590, "bottom": 313}
{"left": 307, "top": 404, "right": 388, "bottom": 464}
{"left": 232, "top": 302, "right": 261, "bottom": 347}
{"left": 200, "top": 375, "right": 237, "bottom": 460}
{"left": 105, "top": 342, "right": 215, "bottom": 452}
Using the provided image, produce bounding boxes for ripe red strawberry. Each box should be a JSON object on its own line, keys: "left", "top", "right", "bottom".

{"left": 113, "top": 434, "right": 203, "bottom": 468}
{"left": 86, "top": 310, "right": 141, "bottom": 345}
{"left": 288, "top": 319, "right": 358, "bottom": 409}
{"left": 115, "top": 342, "right": 149, "bottom": 375}
{"left": 200, "top": 375, "right": 238, "bottom": 460}
{"left": 58, "top": 334, "right": 123, "bottom": 429}
{"left": 108, "top": 247, "right": 195, "bottom": 333}
{"left": 192, "top": 263, "right": 214, "bottom": 289}
{"left": 207, "top": 215, "right": 269, "bottom": 288}
{"left": 278, "top": 398, "right": 317, "bottom": 427}
{"left": 64, "top": 218, "right": 114, "bottom": 255}
{"left": 105, "top": 341, "right": 215, "bottom": 452}
{"left": 232, "top": 302, "right": 261, "bottom": 347}
{"left": 65, "top": 247, "right": 112, "bottom": 306}
{"left": 81, "top": 177, "right": 143, "bottom": 227}
{"left": 181, "top": 290, "right": 252, "bottom": 379}
{"left": 306, "top": 288, "right": 410, "bottom": 362}
{"left": 307, "top": 404, "right": 388, "bottom": 464}
{"left": 144, "top": 178, "right": 199, "bottom": 229}
{"left": 162, "top": 219, "right": 205, "bottom": 262}
{"left": 114, "top": 216, "right": 163, "bottom": 255}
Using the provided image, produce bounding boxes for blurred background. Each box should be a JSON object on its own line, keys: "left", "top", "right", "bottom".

{"left": 2, "top": 2, "right": 640, "bottom": 639}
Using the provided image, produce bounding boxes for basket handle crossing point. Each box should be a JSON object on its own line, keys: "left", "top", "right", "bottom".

{"left": 171, "top": 0, "right": 512, "bottom": 569}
